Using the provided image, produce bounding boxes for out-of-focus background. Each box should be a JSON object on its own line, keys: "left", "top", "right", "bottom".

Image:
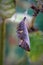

{"left": 0, "top": 0, "right": 43, "bottom": 65}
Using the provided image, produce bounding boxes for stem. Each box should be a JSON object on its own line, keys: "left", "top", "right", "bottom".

{"left": 1, "top": 18, "right": 6, "bottom": 65}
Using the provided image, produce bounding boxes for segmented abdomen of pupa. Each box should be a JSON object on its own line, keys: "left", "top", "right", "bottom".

{"left": 17, "top": 17, "right": 30, "bottom": 51}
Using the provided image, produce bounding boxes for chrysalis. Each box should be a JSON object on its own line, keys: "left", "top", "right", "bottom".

{"left": 17, "top": 17, "right": 30, "bottom": 51}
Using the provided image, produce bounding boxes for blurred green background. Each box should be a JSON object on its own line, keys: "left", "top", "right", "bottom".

{"left": 0, "top": 0, "right": 43, "bottom": 65}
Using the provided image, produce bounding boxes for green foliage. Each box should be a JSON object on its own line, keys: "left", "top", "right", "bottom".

{"left": 0, "top": 0, "right": 16, "bottom": 18}
{"left": 28, "top": 8, "right": 34, "bottom": 16}
{"left": 34, "top": 12, "right": 43, "bottom": 31}
{"left": 29, "top": 31, "right": 43, "bottom": 61}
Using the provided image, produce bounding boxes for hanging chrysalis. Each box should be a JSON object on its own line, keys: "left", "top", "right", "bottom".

{"left": 17, "top": 17, "right": 30, "bottom": 51}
